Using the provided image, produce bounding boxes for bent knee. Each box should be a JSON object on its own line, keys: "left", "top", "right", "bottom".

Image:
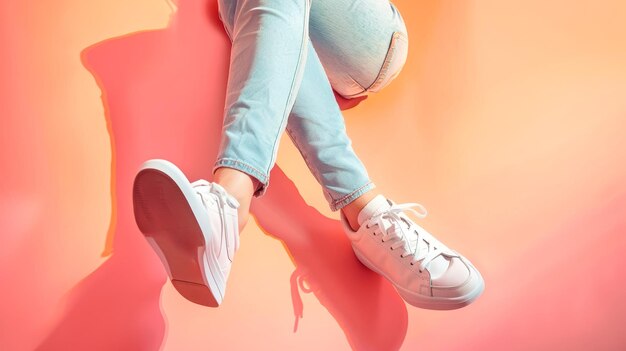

{"left": 334, "top": 30, "right": 409, "bottom": 99}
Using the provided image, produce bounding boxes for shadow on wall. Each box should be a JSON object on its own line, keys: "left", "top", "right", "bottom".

{"left": 35, "top": 0, "right": 407, "bottom": 350}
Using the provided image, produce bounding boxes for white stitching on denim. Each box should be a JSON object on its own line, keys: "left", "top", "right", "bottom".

{"left": 265, "top": 0, "right": 312, "bottom": 177}
{"left": 338, "top": 74, "right": 369, "bottom": 98}
{"left": 366, "top": 31, "right": 403, "bottom": 93}
{"left": 331, "top": 181, "right": 375, "bottom": 211}
{"left": 214, "top": 158, "right": 269, "bottom": 196}
{"left": 214, "top": 158, "right": 268, "bottom": 183}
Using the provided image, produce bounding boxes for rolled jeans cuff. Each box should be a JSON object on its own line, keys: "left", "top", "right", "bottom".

{"left": 329, "top": 180, "right": 376, "bottom": 212}
{"left": 212, "top": 158, "right": 269, "bottom": 197}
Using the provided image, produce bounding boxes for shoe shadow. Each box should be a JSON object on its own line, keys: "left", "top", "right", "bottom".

{"left": 252, "top": 167, "right": 407, "bottom": 350}
{"left": 35, "top": 1, "right": 406, "bottom": 350}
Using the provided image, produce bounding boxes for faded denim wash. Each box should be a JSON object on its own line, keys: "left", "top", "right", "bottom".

{"left": 213, "top": 0, "right": 409, "bottom": 211}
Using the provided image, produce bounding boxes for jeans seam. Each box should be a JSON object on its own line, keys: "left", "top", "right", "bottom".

{"left": 338, "top": 31, "right": 406, "bottom": 99}
{"left": 217, "top": 3, "right": 233, "bottom": 42}
{"left": 265, "top": 0, "right": 311, "bottom": 177}
{"left": 330, "top": 180, "right": 376, "bottom": 211}
{"left": 339, "top": 85, "right": 369, "bottom": 99}
{"left": 366, "top": 31, "right": 401, "bottom": 93}
{"left": 213, "top": 157, "right": 269, "bottom": 185}
{"left": 286, "top": 125, "right": 321, "bottom": 181}
{"left": 286, "top": 125, "right": 338, "bottom": 203}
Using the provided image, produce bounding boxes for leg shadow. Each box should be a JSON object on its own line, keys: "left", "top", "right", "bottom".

{"left": 253, "top": 166, "right": 407, "bottom": 350}
{"left": 36, "top": 1, "right": 406, "bottom": 350}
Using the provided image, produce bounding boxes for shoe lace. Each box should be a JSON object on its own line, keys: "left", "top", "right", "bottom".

{"left": 190, "top": 179, "right": 240, "bottom": 209}
{"left": 289, "top": 267, "right": 314, "bottom": 333}
{"left": 191, "top": 179, "right": 241, "bottom": 257}
{"left": 366, "top": 202, "right": 456, "bottom": 272}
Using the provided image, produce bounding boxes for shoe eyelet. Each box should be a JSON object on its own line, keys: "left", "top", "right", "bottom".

{"left": 410, "top": 262, "right": 414, "bottom": 265}
{"left": 390, "top": 247, "right": 393, "bottom": 250}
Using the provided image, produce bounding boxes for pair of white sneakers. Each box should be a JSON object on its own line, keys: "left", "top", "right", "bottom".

{"left": 132, "top": 159, "right": 484, "bottom": 309}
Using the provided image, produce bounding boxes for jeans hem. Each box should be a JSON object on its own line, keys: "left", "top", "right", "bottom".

{"left": 212, "top": 158, "right": 269, "bottom": 197}
{"left": 330, "top": 181, "right": 376, "bottom": 212}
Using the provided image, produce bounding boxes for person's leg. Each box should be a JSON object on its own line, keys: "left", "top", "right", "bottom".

{"left": 212, "top": 0, "right": 405, "bottom": 232}
{"left": 271, "top": 0, "right": 484, "bottom": 310}
{"left": 283, "top": 38, "right": 380, "bottom": 226}
{"left": 283, "top": 0, "right": 409, "bottom": 231}
{"left": 213, "top": 167, "right": 257, "bottom": 232}
{"left": 213, "top": 0, "right": 407, "bottom": 231}
{"left": 213, "top": 0, "right": 312, "bottom": 231}
{"left": 133, "top": 0, "right": 318, "bottom": 307}
{"left": 309, "top": 0, "right": 409, "bottom": 99}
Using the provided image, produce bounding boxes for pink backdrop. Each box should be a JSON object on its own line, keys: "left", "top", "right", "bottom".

{"left": 2, "top": 0, "right": 626, "bottom": 350}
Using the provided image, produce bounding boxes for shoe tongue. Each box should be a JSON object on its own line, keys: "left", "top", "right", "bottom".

{"left": 357, "top": 194, "right": 391, "bottom": 227}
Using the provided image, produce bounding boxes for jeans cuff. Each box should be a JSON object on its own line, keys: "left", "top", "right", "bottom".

{"left": 329, "top": 181, "right": 376, "bottom": 212}
{"left": 212, "top": 158, "right": 269, "bottom": 197}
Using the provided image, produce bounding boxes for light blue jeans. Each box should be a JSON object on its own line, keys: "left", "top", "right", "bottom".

{"left": 213, "top": 0, "right": 409, "bottom": 211}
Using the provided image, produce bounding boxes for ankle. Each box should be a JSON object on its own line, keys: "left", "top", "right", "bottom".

{"left": 342, "top": 208, "right": 360, "bottom": 232}
{"left": 341, "top": 190, "right": 380, "bottom": 231}
{"left": 237, "top": 212, "right": 249, "bottom": 233}
{"left": 214, "top": 168, "right": 254, "bottom": 197}
{"left": 214, "top": 166, "right": 257, "bottom": 233}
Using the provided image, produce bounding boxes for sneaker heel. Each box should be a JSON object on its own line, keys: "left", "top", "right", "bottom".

{"left": 171, "top": 279, "right": 219, "bottom": 307}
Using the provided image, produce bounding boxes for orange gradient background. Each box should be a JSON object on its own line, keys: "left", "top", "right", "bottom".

{"left": 2, "top": 0, "right": 626, "bottom": 350}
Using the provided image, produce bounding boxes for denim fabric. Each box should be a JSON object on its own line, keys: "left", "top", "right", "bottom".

{"left": 213, "top": 0, "right": 409, "bottom": 211}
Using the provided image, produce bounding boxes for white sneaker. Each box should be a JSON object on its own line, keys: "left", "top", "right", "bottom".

{"left": 132, "top": 159, "right": 240, "bottom": 307}
{"left": 340, "top": 194, "right": 484, "bottom": 310}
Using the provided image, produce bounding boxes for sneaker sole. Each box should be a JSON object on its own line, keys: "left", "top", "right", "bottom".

{"left": 353, "top": 248, "right": 485, "bottom": 310}
{"left": 132, "top": 159, "right": 224, "bottom": 307}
